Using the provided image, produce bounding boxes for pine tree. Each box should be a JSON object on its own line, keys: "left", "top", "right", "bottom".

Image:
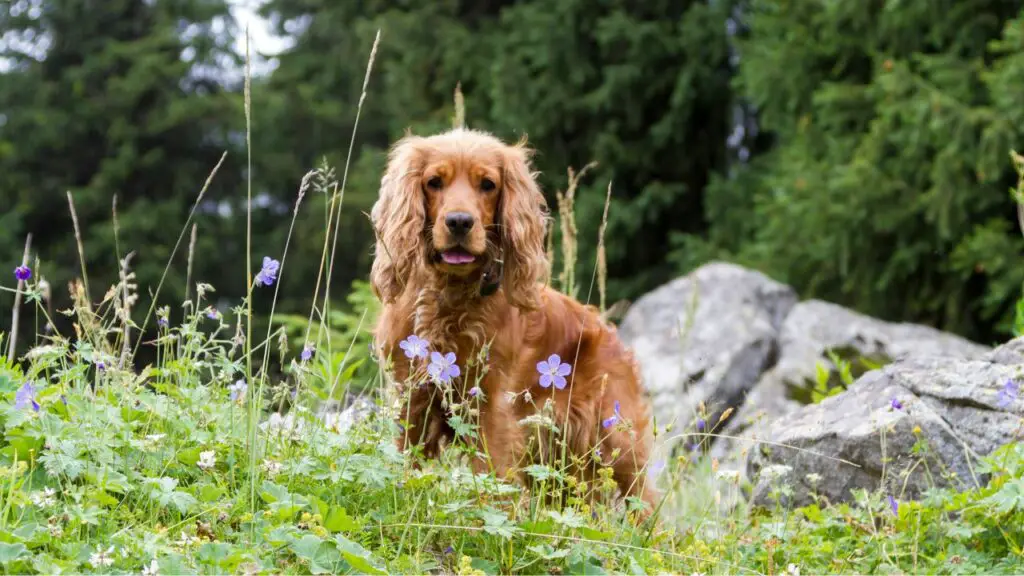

{"left": 676, "top": 0, "right": 1024, "bottom": 342}
{"left": 0, "top": 0, "right": 244, "bottom": 340}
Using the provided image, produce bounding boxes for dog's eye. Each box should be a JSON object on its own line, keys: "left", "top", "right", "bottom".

{"left": 480, "top": 178, "right": 496, "bottom": 192}
{"left": 426, "top": 176, "right": 443, "bottom": 190}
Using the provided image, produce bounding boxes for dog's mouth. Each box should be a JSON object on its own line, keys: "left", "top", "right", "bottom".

{"left": 439, "top": 247, "right": 477, "bottom": 265}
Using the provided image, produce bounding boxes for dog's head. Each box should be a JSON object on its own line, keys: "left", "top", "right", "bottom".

{"left": 369, "top": 128, "right": 548, "bottom": 309}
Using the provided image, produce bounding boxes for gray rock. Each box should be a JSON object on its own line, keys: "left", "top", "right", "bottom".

{"left": 714, "top": 299, "right": 989, "bottom": 468}
{"left": 747, "top": 340, "right": 1024, "bottom": 508}
{"left": 617, "top": 262, "right": 798, "bottom": 448}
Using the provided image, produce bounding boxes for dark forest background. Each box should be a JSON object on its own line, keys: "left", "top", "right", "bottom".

{"left": 4, "top": 0, "right": 1024, "bottom": 360}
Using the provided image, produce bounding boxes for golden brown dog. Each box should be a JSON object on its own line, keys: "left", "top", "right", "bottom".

{"left": 369, "top": 128, "right": 658, "bottom": 514}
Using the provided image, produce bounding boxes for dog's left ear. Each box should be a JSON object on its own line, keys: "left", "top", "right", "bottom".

{"left": 499, "top": 137, "right": 549, "bottom": 310}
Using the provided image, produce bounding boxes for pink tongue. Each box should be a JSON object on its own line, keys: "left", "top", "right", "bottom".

{"left": 442, "top": 250, "right": 475, "bottom": 264}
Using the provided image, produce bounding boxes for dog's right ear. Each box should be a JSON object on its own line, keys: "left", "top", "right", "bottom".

{"left": 370, "top": 135, "right": 426, "bottom": 303}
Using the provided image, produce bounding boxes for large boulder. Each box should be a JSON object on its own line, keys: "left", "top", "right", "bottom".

{"left": 713, "top": 299, "right": 989, "bottom": 469}
{"left": 747, "top": 338, "right": 1023, "bottom": 508}
{"left": 617, "top": 262, "right": 798, "bottom": 443}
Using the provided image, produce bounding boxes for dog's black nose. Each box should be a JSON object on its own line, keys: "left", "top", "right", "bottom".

{"left": 445, "top": 212, "right": 474, "bottom": 235}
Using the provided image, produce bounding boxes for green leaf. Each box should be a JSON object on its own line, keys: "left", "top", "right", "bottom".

{"left": 546, "top": 508, "right": 587, "bottom": 529}
{"left": 335, "top": 535, "right": 386, "bottom": 575}
{"left": 982, "top": 478, "right": 1024, "bottom": 514}
{"left": 0, "top": 542, "right": 27, "bottom": 564}
{"left": 475, "top": 507, "right": 520, "bottom": 538}
{"left": 527, "top": 544, "right": 571, "bottom": 561}
{"left": 324, "top": 507, "right": 362, "bottom": 533}
{"left": 291, "top": 535, "right": 341, "bottom": 575}
{"left": 198, "top": 484, "right": 227, "bottom": 503}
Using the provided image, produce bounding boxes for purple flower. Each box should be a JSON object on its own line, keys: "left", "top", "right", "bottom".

{"left": 443, "top": 546, "right": 454, "bottom": 555}
{"left": 301, "top": 344, "right": 314, "bottom": 362}
{"left": 696, "top": 418, "right": 706, "bottom": 432}
{"left": 536, "top": 354, "right": 571, "bottom": 390}
{"left": 399, "top": 335, "right": 429, "bottom": 360}
{"left": 96, "top": 360, "right": 106, "bottom": 372}
{"left": 427, "top": 351, "right": 460, "bottom": 384}
{"left": 229, "top": 380, "right": 247, "bottom": 402}
{"left": 15, "top": 382, "right": 39, "bottom": 412}
{"left": 205, "top": 307, "right": 219, "bottom": 320}
{"left": 648, "top": 459, "right": 667, "bottom": 478}
{"left": 157, "top": 317, "right": 168, "bottom": 328}
{"left": 890, "top": 397, "right": 903, "bottom": 411}
{"left": 468, "top": 386, "right": 481, "bottom": 397}
{"left": 888, "top": 495, "right": 898, "bottom": 516}
{"left": 602, "top": 400, "right": 623, "bottom": 429}
{"left": 14, "top": 265, "right": 31, "bottom": 282}
{"left": 254, "top": 256, "right": 280, "bottom": 287}
{"left": 998, "top": 379, "right": 1019, "bottom": 409}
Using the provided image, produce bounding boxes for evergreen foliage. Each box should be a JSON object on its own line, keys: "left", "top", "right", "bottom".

{"left": 673, "top": 0, "right": 1024, "bottom": 343}
{"left": 0, "top": 0, "right": 246, "bottom": 333}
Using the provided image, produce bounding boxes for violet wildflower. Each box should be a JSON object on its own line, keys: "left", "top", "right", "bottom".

{"left": 890, "top": 397, "right": 903, "bottom": 411}
{"left": 96, "top": 360, "right": 106, "bottom": 372}
{"left": 14, "top": 265, "right": 31, "bottom": 282}
{"left": 254, "top": 256, "right": 280, "bottom": 287}
{"left": 696, "top": 418, "right": 706, "bottom": 432}
{"left": 602, "top": 400, "right": 623, "bottom": 429}
{"left": 468, "top": 386, "right": 481, "bottom": 398}
{"left": 399, "top": 334, "right": 429, "bottom": 360}
{"left": 649, "top": 459, "right": 667, "bottom": 478}
{"left": 998, "top": 379, "right": 1019, "bottom": 409}
{"left": 443, "top": 546, "right": 454, "bottom": 555}
{"left": 15, "top": 382, "right": 40, "bottom": 412}
{"left": 536, "top": 354, "right": 571, "bottom": 390}
{"left": 157, "top": 316, "right": 168, "bottom": 328}
{"left": 229, "top": 380, "right": 248, "bottom": 402}
{"left": 301, "top": 343, "right": 314, "bottom": 362}
{"left": 427, "top": 351, "right": 460, "bottom": 384}
{"left": 888, "top": 494, "right": 899, "bottom": 516}
{"left": 205, "top": 307, "right": 219, "bottom": 320}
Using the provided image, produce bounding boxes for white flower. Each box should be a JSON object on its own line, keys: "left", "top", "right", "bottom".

{"left": 715, "top": 470, "right": 741, "bottom": 483}
{"left": 262, "top": 459, "right": 283, "bottom": 478}
{"left": 145, "top": 433, "right": 166, "bottom": 444}
{"left": 260, "top": 412, "right": 306, "bottom": 440}
{"left": 30, "top": 487, "right": 56, "bottom": 507}
{"left": 786, "top": 563, "right": 801, "bottom": 576}
{"left": 197, "top": 450, "right": 216, "bottom": 471}
{"left": 142, "top": 559, "right": 160, "bottom": 576}
{"left": 760, "top": 464, "right": 792, "bottom": 480}
{"left": 177, "top": 531, "right": 199, "bottom": 547}
{"left": 805, "top": 473, "right": 822, "bottom": 485}
{"left": 321, "top": 410, "right": 357, "bottom": 435}
{"left": 89, "top": 546, "right": 115, "bottom": 567}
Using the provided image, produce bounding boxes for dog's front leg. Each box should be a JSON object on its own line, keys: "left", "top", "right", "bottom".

{"left": 470, "top": 390, "right": 525, "bottom": 483}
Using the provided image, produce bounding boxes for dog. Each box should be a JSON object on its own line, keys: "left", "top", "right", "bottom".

{"left": 369, "top": 128, "right": 658, "bottom": 516}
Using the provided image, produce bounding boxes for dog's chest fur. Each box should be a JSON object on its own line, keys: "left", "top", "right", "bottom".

{"left": 412, "top": 286, "right": 499, "bottom": 362}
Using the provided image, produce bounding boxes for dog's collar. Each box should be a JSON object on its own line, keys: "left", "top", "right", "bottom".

{"left": 479, "top": 252, "right": 503, "bottom": 298}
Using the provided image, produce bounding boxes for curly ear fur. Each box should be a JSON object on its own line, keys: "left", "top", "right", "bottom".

{"left": 370, "top": 135, "right": 426, "bottom": 303}
{"left": 500, "top": 138, "right": 549, "bottom": 310}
